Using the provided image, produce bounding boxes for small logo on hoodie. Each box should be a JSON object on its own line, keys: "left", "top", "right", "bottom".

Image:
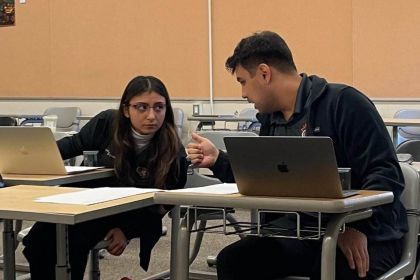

{"left": 300, "top": 123, "right": 308, "bottom": 136}
{"left": 136, "top": 167, "right": 149, "bottom": 179}
{"left": 277, "top": 161, "right": 289, "bottom": 173}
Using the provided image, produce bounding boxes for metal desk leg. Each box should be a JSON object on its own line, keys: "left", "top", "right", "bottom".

{"left": 3, "top": 219, "right": 16, "bottom": 280}
{"left": 321, "top": 210, "right": 372, "bottom": 280}
{"left": 55, "top": 224, "right": 71, "bottom": 280}
{"left": 170, "top": 205, "right": 181, "bottom": 279}
{"left": 174, "top": 209, "right": 192, "bottom": 280}
{"left": 142, "top": 206, "right": 182, "bottom": 280}
{"left": 393, "top": 126, "right": 398, "bottom": 147}
{"left": 250, "top": 209, "right": 258, "bottom": 233}
{"left": 13, "top": 220, "right": 23, "bottom": 250}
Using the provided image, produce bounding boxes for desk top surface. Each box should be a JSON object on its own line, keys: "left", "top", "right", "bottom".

{"left": 382, "top": 118, "right": 420, "bottom": 126}
{"left": 76, "top": 115, "right": 94, "bottom": 120}
{"left": 0, "top": 114, "right": 43, "bottom": 119}
{"left": 187, "top": 115, "right": 255, "bottom": 122}
{"left": 0, "top": 185, "right": 154, "bottom": 224}
{"left": 154, "top": 190, "right": 394, "bottom": 213}
{"left": 3, "top": 168, "right": 115, "bottom": 186}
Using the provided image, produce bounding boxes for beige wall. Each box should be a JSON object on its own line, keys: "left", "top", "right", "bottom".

{"left": 352, "top": 0, "right": 420, "bottom": 98}
{"left": 0, "top": 0, "right": 419, "bottom": 98}
{"left": 213, "top": 0, "right": 353, "bottom": 98}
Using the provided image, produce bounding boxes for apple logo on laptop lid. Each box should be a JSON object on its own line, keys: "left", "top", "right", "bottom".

{"left": 19, "top": 146, "right": 29, "bottom": 155}
{"left": 277, "top": 161, "right": 289, "bottom": 173}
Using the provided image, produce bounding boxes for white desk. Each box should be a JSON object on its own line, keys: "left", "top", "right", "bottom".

{"left": 0, "top": 114, "right": 43, "bottom": 126}
{"left": 0, "top": 169, "right": 115, "bottom": 279}
{"left": 187, "top": 115, "right": 255, "bottom": 130}
{"left": 154, "top": 190, "right": 394, "bottom": 280}
{"left": 76, "top": 115, "right": 94, "bottom": 121}
{"left": 2, "top": 168, "right": 115, "bottom": 186}
{"left": 0, "top": 185, "right": 155, "bottom": 280}
{"left": 0, "top": 114, "right": 43, "bottom": 119}
{"left": 382, "top": 118, "right": 420, "bottom": 145}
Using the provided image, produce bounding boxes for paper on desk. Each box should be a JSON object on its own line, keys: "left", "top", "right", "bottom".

{"left": 168, "top": 183, "right": 238, "bottom": 194}
{"left": 35, "top": 187, "right": 162, "bottom": 205}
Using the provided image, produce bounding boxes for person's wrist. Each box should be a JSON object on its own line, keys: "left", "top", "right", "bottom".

{"left": 346, "top": 226, "right": 365, "bottom": 236}
{"left": 210, "top": 149, "right": 220, "bottom": 167}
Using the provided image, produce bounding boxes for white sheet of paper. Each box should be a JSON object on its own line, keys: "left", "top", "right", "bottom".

{"left": 35, "top": 187, "right": 162, "bottom": 205}
{"left": 65, "top": 166, "right": 103, "bottom": 174}
{"left": 168, "top": 183, "right": 238, "bottom": 194}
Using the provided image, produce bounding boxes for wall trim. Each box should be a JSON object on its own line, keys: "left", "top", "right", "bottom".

{"left": 0, "top": 96, "right": 420, "bottom": 103}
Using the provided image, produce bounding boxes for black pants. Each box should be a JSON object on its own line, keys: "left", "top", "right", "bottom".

{"left": 216, "top": 236, "right": 403, "bottom": 280}
{"left": 22, "top": 208, "right": 156, "bottom": 280}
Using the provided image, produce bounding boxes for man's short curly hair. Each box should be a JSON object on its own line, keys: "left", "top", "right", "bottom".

{"left": 225, "top": 31, "right": 297, "bottom": 75}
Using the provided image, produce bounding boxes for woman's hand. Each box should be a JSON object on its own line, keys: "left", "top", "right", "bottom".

{"left": 105, "top": 227, "right": 128, "bottom": 256}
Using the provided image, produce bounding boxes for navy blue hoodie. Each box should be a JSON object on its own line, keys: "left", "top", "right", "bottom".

{"left": 211, "top": 74, "right": 408, "bottom": 241}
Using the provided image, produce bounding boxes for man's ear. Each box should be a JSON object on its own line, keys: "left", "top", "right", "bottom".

{"left": 258, "top": 63, "right": 271, "bottom": 83}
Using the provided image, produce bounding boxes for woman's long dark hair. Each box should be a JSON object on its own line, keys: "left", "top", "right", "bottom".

{"left": 113, "top": 76, "right": 181, "bottom": 188}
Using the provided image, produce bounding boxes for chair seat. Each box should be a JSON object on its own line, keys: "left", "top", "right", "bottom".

{"left": 17, "top": 227, "right": 31, "bottom": 242}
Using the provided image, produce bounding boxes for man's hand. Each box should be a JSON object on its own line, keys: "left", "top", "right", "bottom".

{"left": 186, "top": 132, "right": 219, "bottom": 168}
{"left": 105, "top": 228, "right": 128, "bottom": 256}
{"left": 337, "top": 227, "right": 369, "bottom": 278}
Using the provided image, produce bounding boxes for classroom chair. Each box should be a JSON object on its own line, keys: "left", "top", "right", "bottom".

{"left": 89, "top": 239, "right": 111, "bottom": 280}
{"left": 0, "top": 156, "right": 27, "bottom": 277}
{"left": 396, "top": 142, "right": 420, "bottom": 280}
{"left": 185, "top": 170, "right": 248, "bottom": 265}
{"left": 0, "top": 116, "right": 17, "bottom": 126}
{"left": 279, "top": 163, "right": 420, "bottom": 280}
{"left": 189, "top": 130, "right": 258, "bottom": 254}
{"left": 376, "top": 163, "right": 420, "bottom": 279}
{"left": 197, "top": 130, "right": 258, "bottom": 152}
{"left": 397, "top": 140, "right": 420, "bottom": 161}
{"left": 44, "top": 107, "right": 82, "bottom": 132}
{"left": 16, "top": 228, "right": 114, "bottom": 280}
{"left": 194, "top": 130, "right": 258, "bottom": 182}
{"left": 237, "top": 108, "right": 260, "bottom": 132}
{"left": 173, "top": 107, "right": 184, "bottom": 138}
{"left": 394, "top": 109, "right": 420, "bottom": 146}
{"left": 143, "top": 170, "right": 244, "bottom": 280}
{"left": 21, "top": 107, "right": 82, "bottom": 132}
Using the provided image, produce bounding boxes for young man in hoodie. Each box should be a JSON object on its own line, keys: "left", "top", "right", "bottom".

{"left": 187, "top": 31, "right": 407, "bottom": 280}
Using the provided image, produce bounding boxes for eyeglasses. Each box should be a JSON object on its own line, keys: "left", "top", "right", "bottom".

{"left": 127, "top": 102, "right": 166, "bottom": 114}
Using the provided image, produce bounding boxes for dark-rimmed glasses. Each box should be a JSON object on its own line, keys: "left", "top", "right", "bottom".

{"left": 127, "top": 102, "right": 166, "bottom": 114}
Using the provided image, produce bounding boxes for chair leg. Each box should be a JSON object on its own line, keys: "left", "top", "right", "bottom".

{"left": 404, "top": 242, "right": 420, "bottom": 280}
{"left": 14, "top": 220, "right": 23, "bottom": 249}
{"left": 226, "top": 214, "right": 245, "bottom": 239}
{"left": 162, "top": 225, "right": 168, "bottom": 236}
{"left": 89, "top": 249, "right": 101, "bottom": 280}
{"left": 409, "top": 251, "right": 420, "bottom": 280}
{"left": 189, "top": 220, "right": 207, "bottom": 265}
{"left": 206, "top": 255, "right": 217, "bottom": 267}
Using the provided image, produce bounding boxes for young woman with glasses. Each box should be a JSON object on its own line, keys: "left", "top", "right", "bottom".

{"left": 22, "top": 76, "right": 188, "bottom": 280}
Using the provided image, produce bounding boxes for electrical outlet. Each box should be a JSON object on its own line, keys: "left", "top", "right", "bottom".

{"left": 192, "top": 104, "right": 201, "bottom": 116}
{"left": 20, "top": 0, "right": 26, "bottom": 3}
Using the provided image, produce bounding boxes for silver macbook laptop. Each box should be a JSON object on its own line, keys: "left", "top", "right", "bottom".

{"left": 0, "top": 127, "right": 101, "bottom": 175}
{"left": 223, "top": 136, "right": 359, "bottom": 199}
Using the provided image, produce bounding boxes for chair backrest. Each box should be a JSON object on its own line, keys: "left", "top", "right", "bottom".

{"left": 44, "top": 107, "right": 82, "bottom": 132}
{"left": 185, "top": 170, "right": 221, "bottom": 188}
{"left": 237, "top": 108, "right": 259, "bottom": 131}
{"left": 396, "top": 140, "right": 420, "bottom": 161}
{"left": 198, "top": 130, "right": 258, "bottom": 151}
{"left": 376, "top": 163, "right": 420, "bottom": 280}
{"left": 172, "top": 107, "right": 184, "bottom": 138}
{"left": 394, "top": 109, "right": 420, "bottom": 140}
{"left": 0, "top": 116, "right": 17, "bottom": 126}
